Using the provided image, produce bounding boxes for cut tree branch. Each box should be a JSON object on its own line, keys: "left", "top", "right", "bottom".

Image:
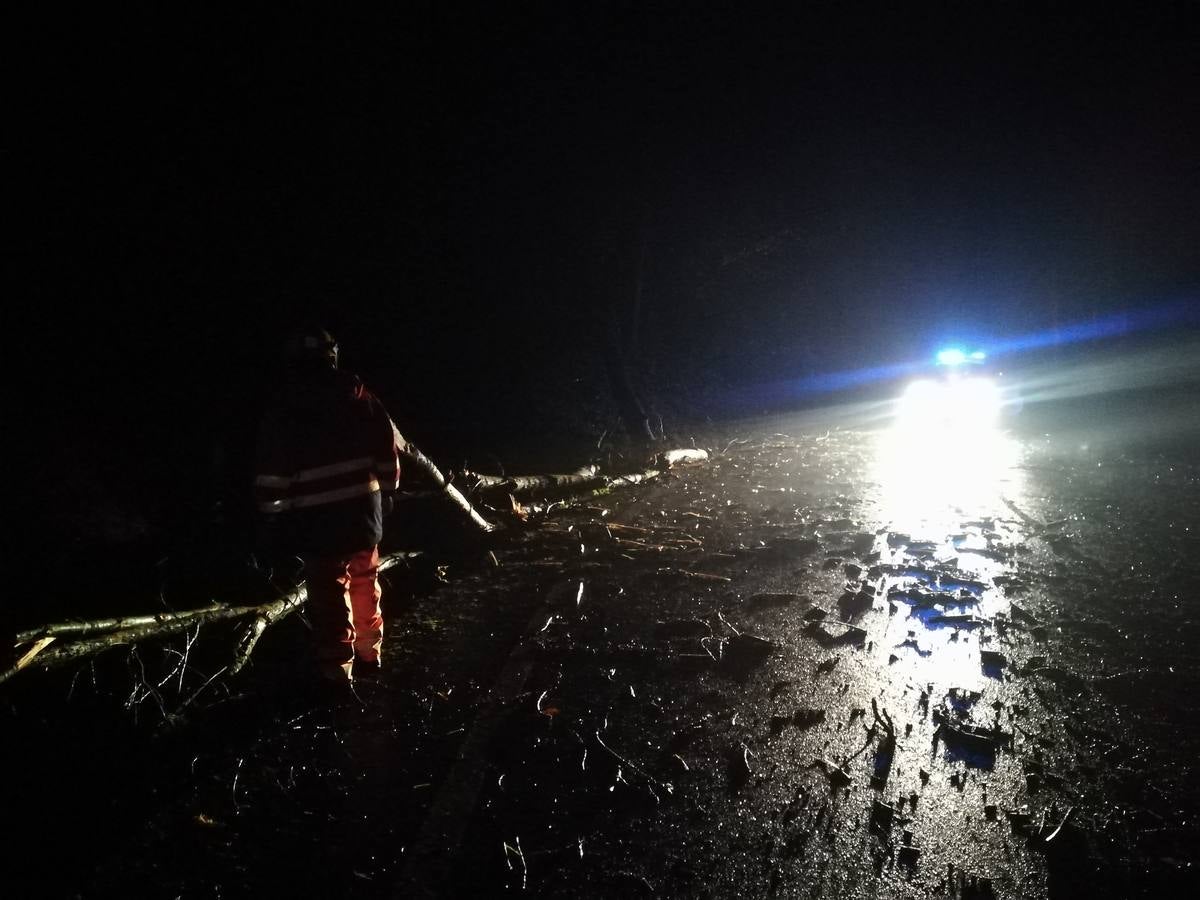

{"left": 401, "top": 444, "right": 496, "bottom": 533}
{"left": 3, "top": 553, "right": 421, "bottom": 686}
{"left": 15, "top": 604, "right": 224, "bottom": 645}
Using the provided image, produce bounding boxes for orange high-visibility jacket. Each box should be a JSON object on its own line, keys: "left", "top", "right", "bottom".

{"left": 254, "top": 368, "right": 404, "bottom": 555}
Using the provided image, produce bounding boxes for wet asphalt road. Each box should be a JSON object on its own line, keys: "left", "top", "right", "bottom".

{"left": 387, "top": 380, "right": 1198, "bottom": 897}
{"left": 73, "top": 358, "right": 1199, "bottom": 899}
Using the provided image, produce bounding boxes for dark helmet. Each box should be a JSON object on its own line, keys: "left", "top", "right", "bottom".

{"left": 283, "top": 325, "right": 339, "bottom": 369}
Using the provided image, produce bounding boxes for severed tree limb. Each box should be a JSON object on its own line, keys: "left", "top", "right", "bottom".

{"left": 655, "top": 448, "right": 709, "bottom": 468}
{"left": 227, "top": 586, "right": 306, "bottom": 676}
{"left": 0, "top": 549, "right": 432, "bottom": 691}
{"left": 470, "top": 465, "right": 600, "bottom": 490}
{"left": 15, "top": 603, "right": 224, "bottom": 645}
{"left": 466, "top": 466, "right": 664, "bottom": 504}
{"left": 13, "top": 637, "right": 55, "bottom": 672}
{"left": 0, "top": 604, "right": 263, "bottom": 685}
{"left": 468, "top": 466, "right": 608, "bottom": 500}
{"left": 3, "top": 554, "right": 426, "bottom": 687}
{"left": 607, "top": 470, "right": 660, "bottom": 488}
{"left": 401, "top": 448, "right": 697, "bottom": 513}
{"left": 401, "top": 444, "right": 496, "bottom": 533}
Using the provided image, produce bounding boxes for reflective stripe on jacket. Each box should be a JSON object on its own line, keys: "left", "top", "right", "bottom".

{"left": 254, "top": 368, "right": 404, "bottom": 554}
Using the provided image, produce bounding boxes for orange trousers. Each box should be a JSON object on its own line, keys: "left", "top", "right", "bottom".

{"left": 304, "top": 546, "right": 383, "bottom": 681}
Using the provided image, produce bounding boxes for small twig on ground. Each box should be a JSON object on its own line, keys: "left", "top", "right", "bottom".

{"left": 126, "top": 647, "right": 166, "bottom": 723}
{"left": 232, "top": 757, "right": 245, "bottom": 812}
{"left": 502, "top": 837, "right": 528, "bottom": 891}
{"left": 591, "top": 729, "right": 672, "bottom": 795}
{"left": 1043, "top": 805, "right": 1075, "bottom": 842}
{"left": 156, "top": 624, "right": 201, "bottom": 692}
{"left": 1001, "top": 496, "right": 1045, "bottom": 529}
{"left": 717, "top": 611, "right": 742, "bottom": 637}
{"left": 167, "top": 665, "right": 230, "bottom": 724}
{"left": 660, "top": 568, "right": 730, "bottom": 583}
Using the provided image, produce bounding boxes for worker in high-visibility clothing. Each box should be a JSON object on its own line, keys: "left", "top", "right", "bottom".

{"left": 254, "top": 326, "right": 405, "bottom": 685}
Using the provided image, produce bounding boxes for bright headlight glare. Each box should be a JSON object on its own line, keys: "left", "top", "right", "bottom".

{"left": 897, "top": 379, "right": 941, "bottom": 418}
{"left": 895, "top": 376, "right": 1001, "bottom": 426}
{"left": 949, "top": 376, "right": 1001, "bottom": 411}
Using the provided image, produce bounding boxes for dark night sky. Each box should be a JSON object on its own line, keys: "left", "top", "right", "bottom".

{"left": 15, "top": 4, "right": 1199, "bottom": 535}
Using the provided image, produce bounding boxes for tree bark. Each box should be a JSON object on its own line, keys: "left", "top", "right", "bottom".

{"left": 2, "top": 605, "right": 259, "bottom": 684}
{"left": 15, "top": 604, "right": 225, "bottom": 644}
{"left": 401, "top": 444, "right": 496, "bottom": 533}
{"left": 468, "top": 467, "right": 607, "bottom": 501}
{"left": 467, "top": 465, "right": 664, "bottom": 503}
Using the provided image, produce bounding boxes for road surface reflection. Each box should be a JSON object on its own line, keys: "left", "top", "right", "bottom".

{"left": 867, "top": 406, "right": 1027, "bottom": 690}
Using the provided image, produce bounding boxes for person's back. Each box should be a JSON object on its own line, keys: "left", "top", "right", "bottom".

{"left": 257, "top": 363, "right": 395, "bottom": 556}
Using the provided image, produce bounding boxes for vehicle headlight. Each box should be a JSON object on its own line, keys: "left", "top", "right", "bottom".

{"left": 896, "top": 376, "right": 1002, "bottom": 427}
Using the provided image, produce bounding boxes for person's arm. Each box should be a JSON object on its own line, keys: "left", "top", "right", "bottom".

{"left": 363, "top": 388, "right": 405, "bottom": 513}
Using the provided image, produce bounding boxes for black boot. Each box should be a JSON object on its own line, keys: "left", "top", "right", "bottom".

{"left": 354, "top": 658, "right": 383, "bottom": 683}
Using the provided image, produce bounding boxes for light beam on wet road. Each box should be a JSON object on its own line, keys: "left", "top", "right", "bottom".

{"left": 866, "top": 381, "right": 1028, "bottom": 705}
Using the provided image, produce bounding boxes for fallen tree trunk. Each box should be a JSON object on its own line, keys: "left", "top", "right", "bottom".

{"left": 465, "top": 462, "right": 674, "bottom": 504}
{"left": 607, "top": 470, "right": 661, "bottom": 488}
{"left": 402, "top": 444, "right": 496, "bottom": 533}
{"left": 655, "top": 448, "right": 709, "bottom": 468}
{"left": 1, "top": 603, "right": 262, "bottom": 684}
{"left": 2, "top": 552, "right": 421, "bottom": 686}
{"left": 468, "top": 466, "right": 608, "bottom": 500}
{"left": 4, "top": 446, "right": 707, "bottom": 686}
{"left": 227, "top": 586, "right": 307, "bottom": 677}
{"left": 15, "top": 603, "right": 225, "bottom": 645}
{"left": 402, "top": 447, "right": 706, "bottom": 512}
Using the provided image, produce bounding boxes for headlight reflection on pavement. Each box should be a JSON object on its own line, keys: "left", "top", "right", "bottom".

{"left": 867, "top": 385, "right": 1028, "bottom": 688}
